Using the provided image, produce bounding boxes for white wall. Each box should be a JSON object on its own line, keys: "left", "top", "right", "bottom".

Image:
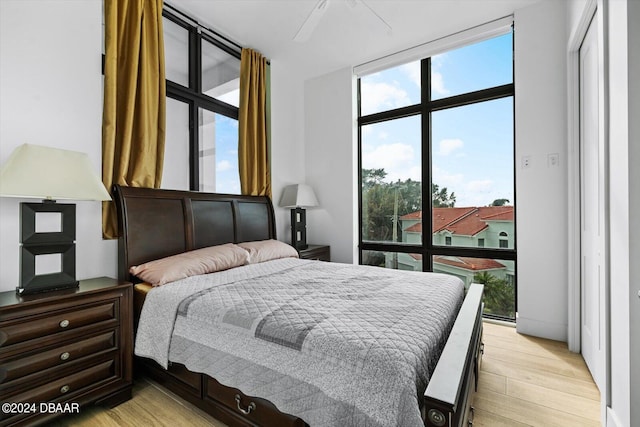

{"left": 513, "top": 1, "right": 569, "bottom": 341}
{"left": 269, "top": 63, "right": 307, "bottom": 243}
{"left": 607, "top": 0, "right": 630, "bottom": 423}
{"left": 0, "top": 0, "right": 116, "bottom": 292}
{"left": 304, "top": 67, "right": 357, "bottom": 263}
{"left": 605, "top": 0, "right": 638, "bottom": 425}
{"left": 298, "top": 0, "right": 572, "bottom": 343}
{"left": 627, "top": 4, "right": 640, "bottom": 425}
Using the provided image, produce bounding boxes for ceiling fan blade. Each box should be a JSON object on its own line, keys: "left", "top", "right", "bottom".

{"left": 348, "top": 0, "right": 392, "bottom": 36}
{"left": 294, "top": 0, "right": 331, "bottom": 42}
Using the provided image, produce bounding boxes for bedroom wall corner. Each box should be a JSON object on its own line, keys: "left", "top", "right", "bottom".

{"left": 513, "top": 0, "right": 569, "bottom": 342}
{"left": 0, "top": 0, "right": 117, "bottom": 292}
{"left": 303, "top": 67, "right": 357, "bottom": 264}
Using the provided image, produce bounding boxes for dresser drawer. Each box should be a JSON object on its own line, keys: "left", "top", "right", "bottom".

{"left": 0, "top": 357, "right": 116, "bottom": 422}
{"left": 206, "top": 377, "right": 305, "bottom": 427}
{"left": 0, "top": 330, "right": 116, "bottom": 384}
{"left": 0, "top": 301, "right": 117, "bottom": 347}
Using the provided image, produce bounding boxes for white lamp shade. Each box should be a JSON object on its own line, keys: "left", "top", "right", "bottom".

{"left": 0, "top": 144, "right": 111, "bottom": 201}
{"left": 279, "top": 184, "right": 319, "bottom": 208}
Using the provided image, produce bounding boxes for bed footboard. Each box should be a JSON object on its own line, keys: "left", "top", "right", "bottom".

{"left": 423, "top": 283, "right": 484, "bottom": 427}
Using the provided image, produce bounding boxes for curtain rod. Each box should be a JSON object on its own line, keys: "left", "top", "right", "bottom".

{"left": 164, "top": 2, "right": 243, "bottom": 52}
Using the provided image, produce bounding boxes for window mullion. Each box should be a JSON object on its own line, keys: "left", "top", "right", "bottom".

{"left": 357, "top": 78, "right": 364, "bottom": 265}
{"left": 189, "top": 102, "right": 198, "bottom": 191}
{"left": 421, "top": 58, "right": 433, "bottom": 272}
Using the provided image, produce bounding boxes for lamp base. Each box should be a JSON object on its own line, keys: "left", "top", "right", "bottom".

{"left": 290, "top": 207, "right": 308, "bottom": 250}
{"left": 19, "top": 202, "right": 77, "bottom": 295}
{"left": 17, "top": 280, "right": 79, "bottom": 295}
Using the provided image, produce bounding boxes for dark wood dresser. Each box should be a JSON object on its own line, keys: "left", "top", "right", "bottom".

{"left": 0, "top": 277, "right": 133, "bottom": 426}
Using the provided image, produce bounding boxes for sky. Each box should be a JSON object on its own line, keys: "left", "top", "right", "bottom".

{"left": 360, "top": 32, "right": 514, "bottom": 208}
{"left": 214, "top": 113, "right": 241, "bottom": 194}
{"left": 209, "top": 89, "right": 241, "bottom": 194}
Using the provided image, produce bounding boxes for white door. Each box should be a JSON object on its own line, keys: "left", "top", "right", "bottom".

{"left": 579, "top": 14, "right": 604, "bottom": 389}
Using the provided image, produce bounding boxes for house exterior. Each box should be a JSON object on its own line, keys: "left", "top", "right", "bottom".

{"left": 387, "top": 207, "right": 515, "bottom": 288}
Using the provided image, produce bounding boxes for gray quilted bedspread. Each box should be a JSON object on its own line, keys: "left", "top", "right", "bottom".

{"left": 135, "top": 258, "right": 464, "bottom": 427}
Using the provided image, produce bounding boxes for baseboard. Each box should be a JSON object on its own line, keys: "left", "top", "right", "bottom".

{"left": 516, "top": 316, "right": 568, "bottom": 342}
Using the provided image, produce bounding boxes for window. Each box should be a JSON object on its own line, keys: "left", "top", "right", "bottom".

{"left": 162, "top": 8, "right": 241, "bottom": 194}
{"left": 499, "top": 232, "right": 509, "bottom": 248}
{"left": 358, "top": 27, "right": 516, "bottom": 321}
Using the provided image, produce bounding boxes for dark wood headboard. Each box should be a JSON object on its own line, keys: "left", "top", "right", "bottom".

{"left": 113, "top": 185, "right": 276, "bottom": 282}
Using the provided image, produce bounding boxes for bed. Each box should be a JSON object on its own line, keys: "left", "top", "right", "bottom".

{"left": 113, "top": 184, "right": 484, "bottom": 427}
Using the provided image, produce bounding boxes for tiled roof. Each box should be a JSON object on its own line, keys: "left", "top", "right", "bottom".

{"left": 480, "top": 209, "right": 514, "bottom": 221}
{"left": 433, "top": 256, "right": 506, "bottom": 271}
{"left": 405, "top": 223, "right": 422, "bottom": 232}
{"left": 432, "top": 207, "right": 477, "bottom": 233}
{"left": 402, "top": 206, "right": 514, "bottom": 237}
{"left": 399, "top": 211, "right": 422, "bottom": 220}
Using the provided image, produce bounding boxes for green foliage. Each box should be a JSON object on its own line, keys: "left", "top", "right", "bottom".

{"left": 431, "top": 183, "right": 456, "bottom": 208}
{"left": 362, "top": 168, "right": 388, "bottom": 186}
{"left": 491, "top": 198, "right": 510, "bottom": 206}
{"left": 473, "top": 271, "right": 515, "bottom": 319}
{"left": 361, "top": 168, "right": 458, "bottom": 242}
{"left": 361, "top": 168, "right": 422, "bottom": 242}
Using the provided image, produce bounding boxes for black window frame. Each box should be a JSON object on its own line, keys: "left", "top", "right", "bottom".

{"left": 357, "top": 29, "right": 517, "bottom": 320}
{"left": 163, "top": 6, "right": 241, "bottom": 192}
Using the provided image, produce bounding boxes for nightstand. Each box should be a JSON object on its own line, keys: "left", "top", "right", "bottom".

{"left": 298, "top": 244, "right": 331, "bottom": 261}
{"left": 0, "top": 277, "right": 133, "bottom": 426}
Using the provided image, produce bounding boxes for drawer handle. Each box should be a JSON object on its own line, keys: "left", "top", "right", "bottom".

{"left": 427, "top": 409, "right": 447, "bottom": 426}
{"left": 60, "top": 352, "right": 70, "bottom": 361}
{"left": 60, "top": 385, "right": 70, "bottom": 394}
{"left": 59, "top": 319, "right": 70, "bottom": 328}
{"left": 234, "top": 394, "right": 256, "bottom": 415}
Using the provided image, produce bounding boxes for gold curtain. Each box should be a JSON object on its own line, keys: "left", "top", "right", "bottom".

{"left": 102, "top": 0, "right": 166, "bottom": 239}
{"left": 239, "top": 48, "right": 271, "bottom": 197}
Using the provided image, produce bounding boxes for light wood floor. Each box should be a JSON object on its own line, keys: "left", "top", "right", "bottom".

{"left": 473, "top": 322, "right": 601, "bottom": 426}
{"left": 53, "top": 322, "right": 601, "bottom": 426}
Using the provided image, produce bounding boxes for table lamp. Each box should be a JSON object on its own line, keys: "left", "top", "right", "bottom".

{"left": 279, "top": 184, "right": 318, "bottom": 250}
{"left": 0, "top": 144, "right": 112, "bottom": 294}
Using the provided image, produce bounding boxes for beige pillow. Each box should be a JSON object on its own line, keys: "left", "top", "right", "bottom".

{"left": 129, "top": 243, "right": 249, "bottom": 286}
{"left": 237, "top": 239, "right": 299, "bottom": 264}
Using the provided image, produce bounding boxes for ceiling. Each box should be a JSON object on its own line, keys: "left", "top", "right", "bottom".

{"left": 170, "top": 0, "right": 541, "bottom": 79}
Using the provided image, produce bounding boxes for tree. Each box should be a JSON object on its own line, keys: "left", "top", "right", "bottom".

{"left": 361, "top": 168, "right": 454, "bottom": 243}
{"left": 473, "top": 271, "right": 515, "bottom": 318}
{"left": 432, "top": 183, "right": 456, "bottom": 208}
{"left": 362, "top": 168, "right": 388, "bottom": 187}
{"left": 490, "top": 198, "right": 510, "bottom": 206}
